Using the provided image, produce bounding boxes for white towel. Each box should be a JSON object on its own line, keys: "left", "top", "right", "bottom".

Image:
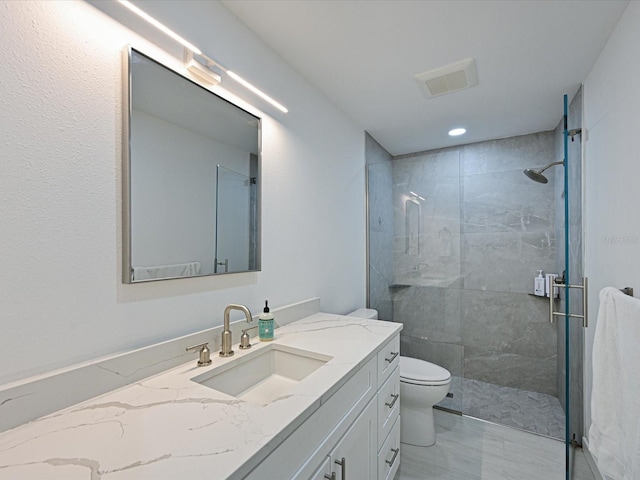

{"left": 589, "top": 287, "right": 640, "bottom": 480}
{"left": 132, "top": 261, "right": 200, "bottom": 281}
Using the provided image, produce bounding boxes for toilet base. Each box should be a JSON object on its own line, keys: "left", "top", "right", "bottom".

{"left": 400, "top": 405, "right": 436, "bottom": 447}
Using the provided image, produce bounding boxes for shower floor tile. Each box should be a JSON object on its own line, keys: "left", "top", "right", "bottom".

{"left": 437, "top": 376, "right": 566, "bottom": 439}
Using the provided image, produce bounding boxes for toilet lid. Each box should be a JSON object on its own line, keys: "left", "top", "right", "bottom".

{"left": 400, "top": 356, "right": 451, "bottom": 383}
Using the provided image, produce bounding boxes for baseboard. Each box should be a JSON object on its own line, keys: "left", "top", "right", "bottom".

{"left": 582, "top": 436, "right": 605, "bottom": 480}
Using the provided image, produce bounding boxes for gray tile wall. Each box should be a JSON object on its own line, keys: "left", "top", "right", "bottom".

{"left": 389, "top": 132, "right": 559, "bottom": 398}
{"left": 393, "top": 148, "right": 462, "bottom": 288}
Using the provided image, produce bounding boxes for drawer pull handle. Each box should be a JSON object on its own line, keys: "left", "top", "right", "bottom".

{"left": 386, "top": 447, "right": 400, "bottom": 466}
{"left": 324, "top": 473, "right": 336, "bottom": 480}
{"left": 334, "top": 457, "right": 346, "bottom": 479}
{"left": 385, "top": 351, "right": 399, "bottom": 363}
{"left": 385, "top": 393, "right": 399, "bottom": 409}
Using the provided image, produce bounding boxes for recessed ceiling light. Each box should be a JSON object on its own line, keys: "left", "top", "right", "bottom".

{"left": 448, "top": 128, "right": 466, "bottom": 136}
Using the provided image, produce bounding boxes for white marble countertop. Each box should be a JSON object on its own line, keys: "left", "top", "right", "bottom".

{"left": 0, "top": 314, "right": 401, "bottom": 479}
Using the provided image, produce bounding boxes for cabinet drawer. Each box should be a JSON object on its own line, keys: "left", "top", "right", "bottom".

{"left": 377, "top": 334, "right": 400, "bottom": 386}
{"left": 377, "top": 366, "right": 400, "bottom": 451}
{"left": 378, "top": 416, "right": 401, "bottom": 480}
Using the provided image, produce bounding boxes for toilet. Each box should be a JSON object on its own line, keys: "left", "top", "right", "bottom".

{"left": 399, "top": 356, "right": 451, "bottom": 447}
{"left": 347, "top": 308, "right": 452, "bottom": 447}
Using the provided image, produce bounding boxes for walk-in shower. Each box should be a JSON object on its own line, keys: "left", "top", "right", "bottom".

{"left": 366, "top": 92, "right": 584, "bottom": 471}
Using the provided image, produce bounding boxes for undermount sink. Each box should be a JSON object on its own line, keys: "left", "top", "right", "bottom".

{"left": 191, "top": 344, "right": 332, "bottom": 405}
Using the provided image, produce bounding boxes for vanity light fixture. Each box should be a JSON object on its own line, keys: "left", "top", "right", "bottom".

{"left": 117, "top": 0, "right": 202, "bottom": 54}
{"left": 226, "top": 71, "right": 289, "bottom": 113}
{"left": 116, "top": 0, "right": 288, "bottom": 113}
{"left": 184, "top": 50, "right": 221, "bottom": 86}
{"left": 448, "top": 128, "right": 466, "bottom": 136}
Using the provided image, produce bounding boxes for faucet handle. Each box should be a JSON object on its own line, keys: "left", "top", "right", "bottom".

{"left": 239, "top": 326, "right": 258, "bottom": 350}
{"left": 186, "top": 342, "right": 212, "bottom": 367}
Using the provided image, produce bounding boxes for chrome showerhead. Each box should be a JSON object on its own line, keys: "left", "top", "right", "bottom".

{"left": 524, "top": 168, "right": 549, "bottom": 183}
{"left": 523, "top": 161, "right": 564, "bottom": 184}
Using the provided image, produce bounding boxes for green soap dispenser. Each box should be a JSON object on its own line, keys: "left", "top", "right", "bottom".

{"left": 259, "top": 300, "right": 274, "bottom": 341}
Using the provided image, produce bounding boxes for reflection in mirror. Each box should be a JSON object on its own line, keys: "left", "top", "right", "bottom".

{"left": 215, "top": 163, "right": 259, "bottom": 273}
{"left": 405, "top": 199, "right": 420, "bottom": 255}
{"left": 123, "top": 48, "right": 261, "bottom": 283}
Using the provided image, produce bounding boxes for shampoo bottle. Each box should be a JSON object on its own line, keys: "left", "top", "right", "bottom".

{"left": 259, "top": 300, "right": 274, "bottom": 342}
{"left": 534, "top": 270, "right": 545, "bottom": 296}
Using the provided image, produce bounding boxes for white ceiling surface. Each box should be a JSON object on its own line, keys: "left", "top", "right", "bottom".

{"left": 222, "top": 0, "right": 628, "bottom": 156}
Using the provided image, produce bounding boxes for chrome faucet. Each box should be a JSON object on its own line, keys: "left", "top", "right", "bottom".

{"left": 221, "top": 304, "right": 253, "bottom": 357}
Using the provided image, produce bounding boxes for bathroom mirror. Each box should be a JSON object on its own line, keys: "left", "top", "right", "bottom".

{"left": 123, "top": 47, "right": 261, "bottom": 283}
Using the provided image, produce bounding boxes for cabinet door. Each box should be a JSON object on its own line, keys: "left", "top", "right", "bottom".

{"left": 309, "top": 456, "right": 332, "bottom": 480}
{"left": 330, "top": 397, "right": 377, "bottom": 480}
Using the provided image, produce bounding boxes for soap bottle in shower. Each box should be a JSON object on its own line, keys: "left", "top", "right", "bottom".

{"left": 259, "top": 300, "right": 274, "bottom": 341}
{"left": 534, "top": 270, "right": 545, "bottom": 296}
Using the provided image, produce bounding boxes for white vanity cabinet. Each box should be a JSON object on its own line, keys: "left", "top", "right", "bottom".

{"left": 243, "top": 332, "right": 401, "bottom": 480}
{"left": 375, "top": 334, "right": 401, "bottom": 480}
{"left": 311, "top": 398, "right": 377, "bottom": 480}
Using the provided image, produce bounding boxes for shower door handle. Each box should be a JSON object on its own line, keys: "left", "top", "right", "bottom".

{"left": 549, "top": 276, "right": 588, "bottom": 328}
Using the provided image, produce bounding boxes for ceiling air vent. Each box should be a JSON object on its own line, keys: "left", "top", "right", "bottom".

{"left": 415, "top": 58, "right": 478, "bottom": 99}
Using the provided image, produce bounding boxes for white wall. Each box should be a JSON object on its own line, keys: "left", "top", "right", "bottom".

{"left": 583, "top": 1, "right": 640, "bottom": 436}
{"left": 0, "top": 0, "right": 365, "bottom": 385}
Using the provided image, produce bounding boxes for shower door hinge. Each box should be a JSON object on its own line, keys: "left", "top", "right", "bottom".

{"left": 570, "top": 434, "right": 581, "bottom": 448}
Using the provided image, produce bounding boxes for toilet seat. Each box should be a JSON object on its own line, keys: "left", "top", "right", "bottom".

{"left": 400, "top": 356, "right": 451, "bottom": 386}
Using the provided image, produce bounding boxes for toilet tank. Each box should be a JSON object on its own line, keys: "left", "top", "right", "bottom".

{"left": 347, "top": 308, "right": 378, "bottom": 320}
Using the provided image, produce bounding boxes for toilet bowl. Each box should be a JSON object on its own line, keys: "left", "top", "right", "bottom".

{"left": 345, "top": 310, "right": 451, "bottom": 446}
{"left": 400, "top": 356, "right": 451, "bottom": 447}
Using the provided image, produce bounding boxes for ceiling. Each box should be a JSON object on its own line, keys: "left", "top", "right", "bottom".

{"left": 222, "top": 0, "right": 628, "bottom": 156}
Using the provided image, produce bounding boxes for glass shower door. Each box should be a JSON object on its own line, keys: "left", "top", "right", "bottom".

{"left": 558, "top": 92, "right": 585, "bottom": 480}
{"left": 366, "top": 153, "right": 464, "bottom": 415}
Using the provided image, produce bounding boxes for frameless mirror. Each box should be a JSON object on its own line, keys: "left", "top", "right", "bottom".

{"left": 123, "top": 47, "right": 261, "bottom": 283}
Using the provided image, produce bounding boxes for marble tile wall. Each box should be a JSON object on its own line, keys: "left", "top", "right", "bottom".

{"left": 389, "top": 131, "right": 559, "bottom": 399}
{"left": 393, "top": 285, "right": 461, "bottom": 343}
{"left": 462, "top": 290, "right": 556, "bottom": 393}
{"left": 392, "top": 148, "right": 462, "bottom": 288}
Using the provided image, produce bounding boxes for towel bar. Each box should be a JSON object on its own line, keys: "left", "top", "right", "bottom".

{"left": 620, "top": 287, "right": 634, "bottom": 297}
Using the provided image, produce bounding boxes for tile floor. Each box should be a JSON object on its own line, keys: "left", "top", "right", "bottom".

{"left": 394, "top": 410, "right": 597, "bottom": 480}
{"left": 437, "top": 376, "right": 566, "bottom": 439}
